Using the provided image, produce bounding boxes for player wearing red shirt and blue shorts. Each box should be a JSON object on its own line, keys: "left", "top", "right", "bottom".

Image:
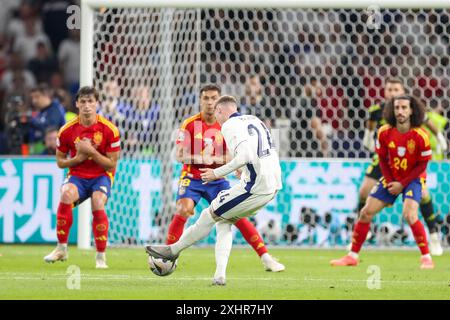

{"left": 165, "top": 84, "right": 284, "bottom": 272}
{"left": 331, "top": 95, "right": 434, "bottom": 269}
{"left": 44, "top": 86, "right": 121, "bottom": 269}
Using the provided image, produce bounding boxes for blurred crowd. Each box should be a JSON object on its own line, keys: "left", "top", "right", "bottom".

{"left": 0, "top": 0, "right": 80, "bottom": 155}
{"left": 0, "top": 3, "right": 449, "bottom": 159}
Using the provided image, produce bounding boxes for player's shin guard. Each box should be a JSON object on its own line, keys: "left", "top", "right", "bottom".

{"left": 56, "top": 202, "right": 73, "bottom": 244}
{"left": 350, "top": 221, "right": 371, "bottom": 254}
{"left": 410, "top": 220, "right": 429, "bottom": 255}
{"left": 234, "top": 218, "right": 268, "bottom": 257}
{"left": 92, "top": 210, "right": 109, "bottom": 253}
{"left": 166, "top": 214, "right": 188, "bottom": 245}
{"left": 170, "top": 208, "right": 216, "bottom": 255}
{"left": 420, "top": 196, "right": 438, "bottom": 234}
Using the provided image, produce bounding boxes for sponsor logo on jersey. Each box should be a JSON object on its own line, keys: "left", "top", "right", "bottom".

{"left": 388, "top": 141, "right": 396, "bottom": 149}
{"left": 397, "top": 147, "right": 406, "bottom": 157}
{"left": 406, "top": 190, "right": 413, "bottom": 197}
{"left": 407, "top": 139, "right": 416, "bottom": 154}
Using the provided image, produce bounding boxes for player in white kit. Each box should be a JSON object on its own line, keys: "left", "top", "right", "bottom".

{"left": 145, "top": 95, "right": 283, "bottom": 285}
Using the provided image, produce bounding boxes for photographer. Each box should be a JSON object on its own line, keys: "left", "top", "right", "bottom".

{"left": 3, "top": 94, "right": 33, "bottom": 154}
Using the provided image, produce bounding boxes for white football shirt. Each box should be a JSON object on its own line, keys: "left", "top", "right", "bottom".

{"left": 215, "top": 113, "right": 282, "bottom": 194}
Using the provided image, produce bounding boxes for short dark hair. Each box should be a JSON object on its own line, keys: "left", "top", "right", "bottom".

{"left": 385, "top": 77, "right": 404, "bottom": 87}
{"left": 215, "top": 95, "right": 238, "bottom": 107}
{"left": 383, "top": 95, "right": 426, "bottom": 128}
{"left": 30, "top": 83, "right": 51, "bottom": 96}
{"left": 44, "top": 126, "right": 58, "bottom": 136}
{"left": 76, "top": 86, "right": 99, "bottom": 101}
{"left": 200, "top": 84, "right": 221, "bottom": 96}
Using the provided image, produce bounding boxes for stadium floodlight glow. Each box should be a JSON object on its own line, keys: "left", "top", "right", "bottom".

{"left": 79, "top": 0, "right": 450, "bottom": 250}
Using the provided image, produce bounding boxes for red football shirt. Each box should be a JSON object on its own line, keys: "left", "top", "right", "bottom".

{"left": 57, "top": 115, "right": 121, "bottom": 179}
{"left": 376, "top": 124, "right": 432, "bottom": 181}
{"left": 176, "top": 112, "right": 227, "bottom": 180}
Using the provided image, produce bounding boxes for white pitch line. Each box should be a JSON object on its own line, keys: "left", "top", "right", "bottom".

{"left": 0, "top": 272, "right": 449, "bottom": 285}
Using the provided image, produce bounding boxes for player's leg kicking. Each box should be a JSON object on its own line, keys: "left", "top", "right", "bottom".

{"left": 165, "top": 178, "right": 284, "bottom": 272}
{"left": 147, "top": 185, "right": 278, "bottom": 285}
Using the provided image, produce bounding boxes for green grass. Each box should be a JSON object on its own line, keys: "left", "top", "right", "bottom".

{"left": 0, "top": 245, "right": 449, "bottom": 299}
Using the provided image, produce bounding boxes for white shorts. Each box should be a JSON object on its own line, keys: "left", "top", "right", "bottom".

{"left": 210, "top": 184, "right": 277, "bottom": 223}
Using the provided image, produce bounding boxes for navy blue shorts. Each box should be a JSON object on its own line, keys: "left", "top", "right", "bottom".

{"left": 64, "top": 175, "right": 112, "bottom": 206}
{"left": 370, "top": 177, "right": 425, "bottom": 205}
{"left": 176, "top": 176, "right": 231, "bottom": 204}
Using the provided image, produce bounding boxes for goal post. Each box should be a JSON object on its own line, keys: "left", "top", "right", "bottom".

{"left": 79, "top": 0, "right": 450, "bottom": 249}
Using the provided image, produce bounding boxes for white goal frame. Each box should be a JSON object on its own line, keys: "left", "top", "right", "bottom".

{"left": 79, "top": 0, "right": 450, "bottom": 249}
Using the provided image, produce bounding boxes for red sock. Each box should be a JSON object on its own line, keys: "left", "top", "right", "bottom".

{"left": 410, "top": 220, "right": 429, "bottom": 255}
{"left": 56, "top": 202, "right": 73, "bottom": 244}
{"left": 350, "top": 221, "right": 371, "bottom": 254}
{"left": 235, "top": 218, "right": 268, "bottom": 257}
{"left": 92, "top": 210, "right": 109, "bottom": 252}
{"left": 166, "top": 214, "right": 188, "bottom": 244}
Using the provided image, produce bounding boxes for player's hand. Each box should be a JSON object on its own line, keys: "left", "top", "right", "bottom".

{"left": 74, "top": 151, "right": 89, "bottom": 164}
{"left": 387, "top": 182, "right": 403, "bottom": 195}
{"left": 199, "top": 168, "right": 218, "bottom": 183}
{"left": 76, "top": 138, "right": 96, "bottom": 156}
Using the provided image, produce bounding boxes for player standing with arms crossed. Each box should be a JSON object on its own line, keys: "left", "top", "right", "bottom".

{"left": 332, "top": 95, "right": 434, "bottom": 269}
{"left": 147, "top": 95, "right": 283, "bottom": 284}
{"left": 44, "top": 86, "right": 121, "bottom": 269}
{"left": 166, "top": 84, "right": 284, "bottom": 272}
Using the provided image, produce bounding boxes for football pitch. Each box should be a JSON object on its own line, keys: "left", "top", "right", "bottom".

{"left": 1, "top": 245, "right": 449, "bottom": 300}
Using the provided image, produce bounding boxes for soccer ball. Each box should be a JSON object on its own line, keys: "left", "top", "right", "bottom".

{"left": 148, "top": 256, "right": 177, "bottom": 276}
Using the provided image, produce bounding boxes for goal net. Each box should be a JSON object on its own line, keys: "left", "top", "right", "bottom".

{"left": 83, "top": 1, "right": 450, "bottom": 248}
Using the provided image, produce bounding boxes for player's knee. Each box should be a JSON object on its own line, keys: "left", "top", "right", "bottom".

{"left": 91, "top": 196, "right": 106, "bottom": 211}
{"left": 403, "top": 211, "right": 418, "bottom": 225}
{"left": 178, "top": 206, "right": 194, "bottom": 217}
{"left": 359, "top": 206, "right": 374, "bottom": 222}
{"left": 60, "top": 187, "right": 77, "bottom": 203}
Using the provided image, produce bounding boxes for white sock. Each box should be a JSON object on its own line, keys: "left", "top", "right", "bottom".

{"left": 422, "top": 253, "right": 431, "bottom": 259}
{"left": 57, "top": 243, "right": 68, "bottom": 251}
{"left": 214, "top": 222, "right": 233, "bottom": 279}
{"left": 171, "top": 208, "right": 216, "bottom": 255}
{"left": 348, "top": 251, "right": 359, "bottom": 259}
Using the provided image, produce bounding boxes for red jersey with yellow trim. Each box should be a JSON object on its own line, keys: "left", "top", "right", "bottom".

{"left": 57, "top": 115, "right": 121, "bottom": 179}
{"left": 376, "top": 124, "right": 432, "bottom": 181}
{"left": 176, "top": 112, "right": 226, "bottom": 180}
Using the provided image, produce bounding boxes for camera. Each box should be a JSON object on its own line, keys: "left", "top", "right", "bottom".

{"left": 4, "top": 95, "right": 32, "bottom": 154}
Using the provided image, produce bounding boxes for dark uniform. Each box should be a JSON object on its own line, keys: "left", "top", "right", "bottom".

{"left": 364, "top": 102, "right": 386, "bottom": 180}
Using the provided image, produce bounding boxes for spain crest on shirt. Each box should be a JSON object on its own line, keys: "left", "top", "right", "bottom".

{"left": 407, "top": 139, "right": 416, "bottom": 154}
{"left": 93, "top": 131, "right": 103, "bottom": 145}
{"left": 397, "top": 146, "right": 406, "bottom": 157}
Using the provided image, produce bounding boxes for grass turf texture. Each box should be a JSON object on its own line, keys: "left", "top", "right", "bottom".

{"left": 0, "top": 245, "right": 449, "bottom": 300}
